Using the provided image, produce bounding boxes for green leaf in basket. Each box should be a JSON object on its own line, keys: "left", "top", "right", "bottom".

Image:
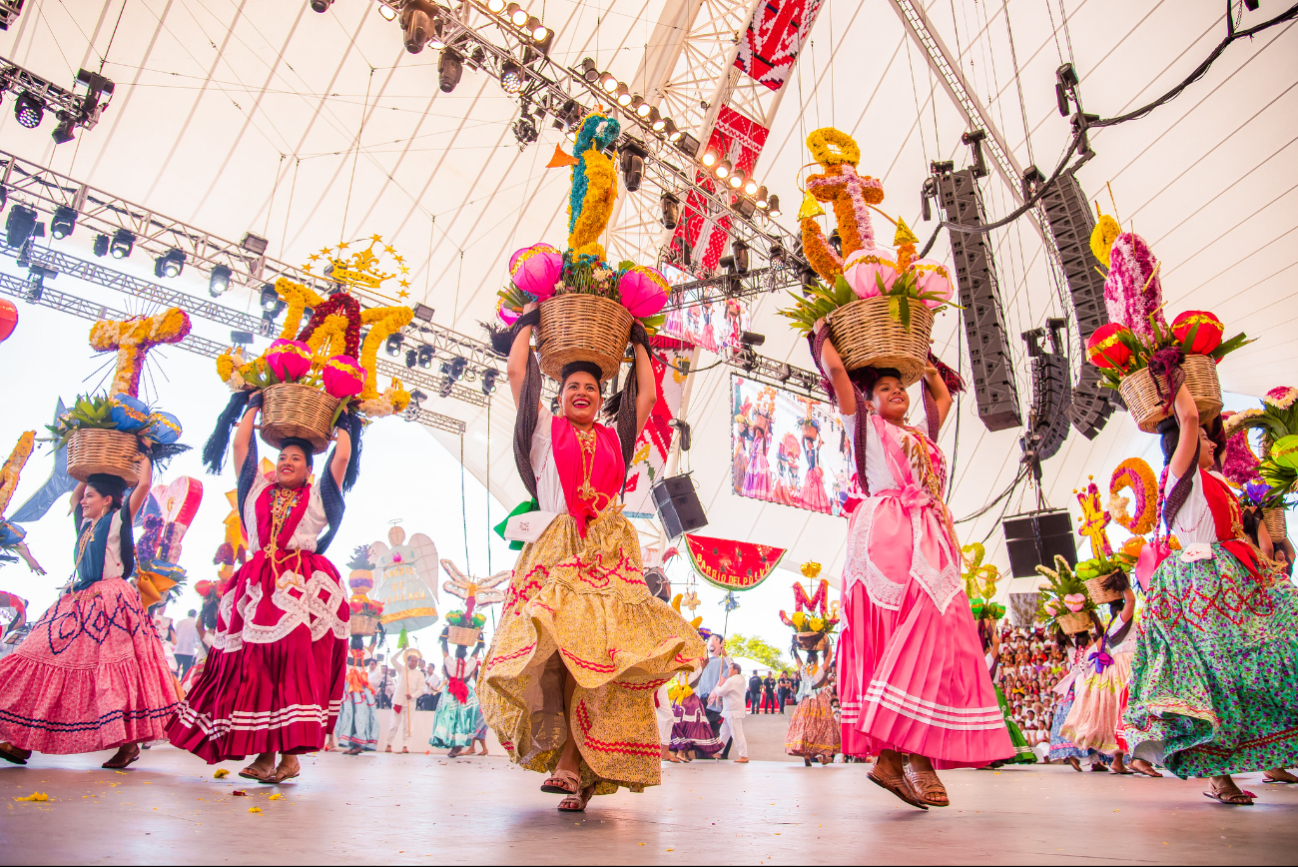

{"left": 897, "top": 294, "right": 912, "bottom": 331}
{"left": 888, "top": 295, "right": 901, "bottom": 323}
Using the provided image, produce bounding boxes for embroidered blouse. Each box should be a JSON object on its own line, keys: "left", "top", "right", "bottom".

{"left": 71, "top": 501, "right": 135, "bottom": 589}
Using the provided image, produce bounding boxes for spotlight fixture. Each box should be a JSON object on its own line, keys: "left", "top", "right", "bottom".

{"left": 662, "top": 117, "right": 680, "bottom": 141}
{"left": 51, "top": 114, "right": 76, "bottom": 145}
{"left": 487, "top": 0, "right": 506, "bottom": 12}
{"left": 154, "top": 248, "right": 185, "bottom": 279}
{"left": 700, "top": 149, "right": 719, "bottom": 168}
{"left": 743, "top": 177, "right": 759, "bottom": 196}
{"left": 377, "top": 3, "right": 398, "bottom": 20}
{"left": 438, "top": 48, "right": 463, "bottom": 93}
{"left": 754, "top": 185, "right": 769, "bottom": 209}
{"left": 4, "top": 205, "right": 37, "bottom": 248}
{"left": 429, "top": 17, "right": 447, "bottom": 50}
{"left": 660, "top": 192, "right": 680, "bottom": 230}
{"left": 385, "top": 333, "right": 404, "bottom": 356}
{"left": 412, "top": 303, "right": 435, "bottom": 322}
{"left": 525, "top": 16, "right": 547, "bottom": 40}
{"left": 442, "top": 355, "right": 468, "bottom": 382}
{"left": 552, "top": 99, "right": 581, "bottom": 131}
{"left": 675, "top": 131, "right": 699, "bottom": 157}
{"left": 230, "top": 330, "right": 255, "bottom": 346}
{"left": 400, "top": 0, "right": 442, "bottom": 53}
{"left": 514, "top": 114, "right": 539, "bottom": 145}
{"left": 240, "top": 232, "right": 269, "bottom": 255}
{"left": 740, "top": 330, "right": 765, "bottom": 347}
{"left": 767, "top": 194, "right": 782, "bottom": 218}
{"left": 93, "top": 233, "right": 110, "bottom": 257}
{"left": 260, "top": 285, "right": 280, "bottom": 310}
{"left": 405, "top": 349, "right": 418, "bottom": 368}
{"left": 714, "top": 158, "right": 732, "bottom": 180}
{"left": 506, "top": 3, "right": 529, "bottom": 26}
{"left": 614, "top": 83, "right": 632, "bottom": 107}
{"left": 310, "top": 0, "right": 334, "bottom": 11}
{"left": 619, "top": 141, "right": 647, "bottom": 193}
{"left": 50, "top": 206, "right": 77, "bottom": 240}
{"left": 438, "top": 378, "right": 455, "bottom": 399}
{"left": 531, "top": 27, "right": 554, "bottom": 55}
{"left": 418, "top": 345, "right": 435, "bottom": 369}
{"left": 481, "top": 369, "right": 500, "bottom": 395}
{"left": 649, "top": 108, "right": 666, "bottom": 133}
{"left": 732, "top": 240, "right": 750, "bottom": 274}
{"left": 598, "top": 72, "right": 618, "bottom": 93}
{"left": 579, "top": 58, "right": 600, "bottom": 84}
{"left": 499, "top": 60, "right": 524, "bottom": 94}
{"left": 630, "top": 95, "right": 648, "bottom": 117}
{"left": 727, "top": 170, "right": 744, "bottom": 190}
{"left": 14, "top": 92, "right": 42, "bottom": 129}
{"left": 209, "top": 264, "right": 232, "bottom": 297}
{"left": 110, "top": 228, "right": 135, "bottom": 259}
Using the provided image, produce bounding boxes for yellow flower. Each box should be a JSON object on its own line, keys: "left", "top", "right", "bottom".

{"left": 1090, "top": 213, "right": 1121, "bottom": 269}
{"left": 808, "top": 616, "right": 824, "bottom": 632}
{"left": 806, "top": 128, "right": 861, "bottom": 167}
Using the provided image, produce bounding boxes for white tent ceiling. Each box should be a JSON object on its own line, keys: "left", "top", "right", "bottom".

{"left": 2, "top": 0, "right": 1294, "bottom": 581}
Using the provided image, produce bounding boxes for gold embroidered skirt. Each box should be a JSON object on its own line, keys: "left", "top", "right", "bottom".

{"left": 479, "top": 508, "right": 704, "bottom": 793}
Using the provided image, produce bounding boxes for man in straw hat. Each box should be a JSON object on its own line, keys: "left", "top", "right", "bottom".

{"left": 385, "top": 647, "right": 426, "bottom": 754}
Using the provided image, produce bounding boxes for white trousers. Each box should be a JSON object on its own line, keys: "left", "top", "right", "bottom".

{"left": 719, "top": 715, "right": 748, "bottom": 759}
{"left": 655, "top": 684, "right": 674, "bottom": 747}
{"left": 387, "top": 706, "right": 415, "bottom": 749}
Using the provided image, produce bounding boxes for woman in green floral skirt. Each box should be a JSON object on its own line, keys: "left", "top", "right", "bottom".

{"left": 1124, "top": 383, "right": 1298, "bottom": 804}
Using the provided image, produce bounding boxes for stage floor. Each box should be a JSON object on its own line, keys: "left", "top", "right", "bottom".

{"left": 3, "top": 747, "right": 1295, "bottom": 865}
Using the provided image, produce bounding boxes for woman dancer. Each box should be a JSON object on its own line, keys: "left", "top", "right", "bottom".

{"left": 1124, "top": 385, "right": 1298, "bottom": 804}
{"left": 799, "top": 417, "right": 832, "bottom": 514}
{"left": 818, "top": 335, "right": 1010, "bottom": 809}
{"left": 785, "top": 637, "right": 840, "bottom": 766}
{"left": 168, "top": 398, "right": 353, "bottom": 783}
{"left": 1061, "top": 588, "right": 1137, "bottom": 774}
{"left": 0, "top": 459, "right": 178, "bottom": 769}
{"left": 430, "top": 631, "right": 487, "bottom": 757}
{"left": 667, "top": 671, "right": 721, "bottom": 761}
{"left": 743, "top": 411, "right": 774, "bottom": 501}
{"left": 1047, "top": 626, "right": 1110, "bottom": 771}
{"left": 981, "top": 621, "right": 1035, "bottom": 766}
{"left": 480, "top": 303, "right": 704, "bottom": 812}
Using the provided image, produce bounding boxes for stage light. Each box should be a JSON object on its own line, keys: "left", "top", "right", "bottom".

{"left": 767, "top": 194, "right": 782, "bottom": 218}
{"left": 727, "top": 170, "right": 744, "bottom": 190}
{"left": 51, "top": 114, "right": 76, "bottom": 145}
{"left": 443, "top": 355, "right": 468, "bottom": 381}
{"left": 740, "top": 330, "right": 765, "bottom": 347}
{"left": 14, "top": 93, "right": 42, "bottom": 129}
{"left": 50, "top": 206, "right": 76, "bottom": 239}
{"left": 552, "top": 99, "right": 580, "bottom": 131}
{"left": 487, "top": 0, "right": 506, "bottom": 12}
{"left": 514, "top": 114, "right": 539, "bottom": 145}
{"left": 662, "top": 117, "right": 680, "bottom": 140}
{"left": 579, "top": 58, "right": 599, "bottom": 84}
{"left": 531, "top": 27, "right": 553, "bottom": 54}
{"left": 525, "top": 16, "right": 547, "bottom": 40}
{"left": 700, "top": 149, "right": 718, "bottom": 168}
{"left": 439, "top": 49, "right": 462, "bottom": 93}
{"left": 732, "top": 240, "right": 749, "bottom": 274}
{"left": 207, "top": 264, "right": 231, "bottom": 297}
{"left": 598, "top": 72, "right": 617, "bottom": 93}
{"left": 405, "top": 349, "right": 417, "bottom": 368}
{"left": 743, "top": 177, "right": 759, "bottom": 196}
{"left": 413, "top": 303, "right": 435, "bottom": 322}
{"left": 93, "top": 233, "right": 110, "bottom": 257}
{"left": 429, "top": 17, "right": 447, "bottom": 50}
{"left": 4, "top": 205, "right": 37, "bottom": 247}
{"left": 619, "top": 142, "right": 646, "bottom": 193}
{"left": 400, "top": 1, "right": 442, "bottom": 53}
{"left": 310, "top": 0, "right": 334, "bottom": 11}
{"left": 230, "top": 330, "right": 254, "bottom": 346}
{"left": 675, "top": 131, "right": 698, "bottom": 157}
{"left": 439, "top": 378, "right": 455, "bottom": 399}
{"left": 481, "top": 369, "right": 500, "bottom": 395}
{"left": 650, "top": 108, "right": 666, "bottom": 132}
{"left": 714, "top": 158, "right": 731, "bottom": 180}
{"left": 500, "top": 60, "right": 524, "bottom": 94}
{"left": 109, "top": 228, "right": 134, "bottom": 258}
{"left": 377, "top": 4, "right": 398, "bottom": 20}
{"left": 506, "top": 3, "right": 529, "bottom": 26}
{"left": 614, "top": 83, "right": 632, "bottom": 107}
{"left": 754, "top": 185, "right": 769, "bottom": 209}
{"left": 260, "top": 285, "right": 280, "bottom": 310}
{"left": 385, "top": 334, "right": 404, "bottom": 356}
{"left": 418, "top": 345, "right": 435, "bottom": 369}
{"left": 154, "top": 248, "right": 185, "bottom": 279}
{"left": 660, "top": 192, "right": 680, "bottom": 229}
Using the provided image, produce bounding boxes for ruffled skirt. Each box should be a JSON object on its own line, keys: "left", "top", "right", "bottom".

{"left": 167, "top": 549, "right": 349, "bottom": 762}
{"left": 336, "top": 689, "right": 379, "bottom": 751}
{"left": 479, "top": 509, "right": 704, "bottom": 793}
{"left": 995, "top": 685, "right": 1036, "bottom": 764}
{"left": 669, "top": 693, "right": 722, "bottom": 754}
{"left": 1124, "top": 544, "right": 1298, "bottom": 777}
{"left": 0, "top": 578, "right": 178, "bottom": 753}
{"left": 798, "top": 468, "right": 833, "bottom": 514}
{"left": 1061, "top": 651, "right": 1133, "bottom": 756}
{"left": 785, "top": 689, "right": 840, "bottom": 758}
{"left": 430, "top": 680, "right": 487, "bottom": 749}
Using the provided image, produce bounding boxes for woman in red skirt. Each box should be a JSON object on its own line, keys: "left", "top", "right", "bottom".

{"left": 169, "top": 395, "right": 354, "bottom": 783}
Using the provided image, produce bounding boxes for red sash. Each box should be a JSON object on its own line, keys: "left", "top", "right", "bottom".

{"left": 551, "top": 416, "right": 624, "bottom": 536}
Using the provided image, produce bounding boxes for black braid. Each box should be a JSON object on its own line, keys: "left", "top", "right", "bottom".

{"left": 1157, "top": 416, "right": 1200, "bottom": 534}
{"left": 510, "top": 309, "right": 542, "bottom": 502}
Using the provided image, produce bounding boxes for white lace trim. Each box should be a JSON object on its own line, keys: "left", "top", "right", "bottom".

{"left": 907, "top": 505, "right": 963, "bottom": 615}
{"left": 210, "top": 569, "right": 348, "bottom": 652}
{"left": 843, "top": 498, "right": 906, "bottom": 611}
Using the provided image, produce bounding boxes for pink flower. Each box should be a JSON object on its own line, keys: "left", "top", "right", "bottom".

{"left": 1264, "top": 386, "right": 1298, "bottom": 410}
{"left": 1063, "top": 593, "right": 1086, "bottom": 613}
{"left": 1103, "top": 232, "right": 1167, "bottom": 341}
{"left": 842, "top": 248, "right": 896, "bottom": 299}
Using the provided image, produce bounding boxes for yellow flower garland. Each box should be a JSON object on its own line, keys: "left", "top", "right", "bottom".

{"left": 0, "top": 430, "right": 35, "bottom": 517}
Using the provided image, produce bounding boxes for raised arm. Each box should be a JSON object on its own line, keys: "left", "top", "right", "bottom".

{"left": 507, "top": 302, "right": 538, "bottom": 409}
{"left": 129, "top": 454, "right": 152, "bottom": 517}
{"left": 231, "top": 402, "right": 259, "bottom": 475}
{"left": 923, "top": 362, "right": 953, "bottom": 430}
{"left": 329, "top": 422, "right": 351, "bottom": 490}
{"left": 633, "top": 341, "right": 657, "bottom": 437}
{"left": 819, "top": 338, "right": 856, "bottom": 416}
{"left": 1168, "top": 383, "right": 1200, "bottom": 481}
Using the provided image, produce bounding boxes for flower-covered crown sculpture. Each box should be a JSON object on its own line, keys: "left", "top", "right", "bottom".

{"left": 779, "top": 561, "right": 840, "bottom": 639}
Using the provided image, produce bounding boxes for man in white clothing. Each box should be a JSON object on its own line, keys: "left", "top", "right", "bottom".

{"left": 709, "top": 662, "right": 750, "bottom": 763}
{"left": 173, "top": 609, "right": 200, "bottom": 676}
{"left": 385, "top": 650, "right": 426, "bottom": 753}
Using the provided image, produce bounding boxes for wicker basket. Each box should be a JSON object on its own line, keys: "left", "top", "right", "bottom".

{"left": 1118, "top": 354, "right": 1223, "bottom": 433}
{"left": 1263, "top": 508, "right": 1289, "bottom": 546}
{"left": 259, "top": 383, "right": 340, "bottom": 454}
{"left": 826, "top": 297, "right": 934, "bottom": 386}
{"left": 67, "top": 429, "right": 140, "bottom": 485}
{"left": 350, "top": 614, "right": 380, "bottom": 637}
{"left": 1084, "top": 573, "right": 1123, "bottom": 605}
{"left": 794, "top": 631, "right": 827, "bottom": 651}
{"left": 1056, "top": 611, "right": 1092, "bottom": 635}
{"left": 447, "top": 625, "right": 481, "bottom": 647}
{"left": 535, "top": 294, "right": 633, "bottom": 384}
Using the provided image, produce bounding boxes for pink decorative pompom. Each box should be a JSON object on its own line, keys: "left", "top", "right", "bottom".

{"left": 619, "top": 266, "right": 670, "bottom": 317}
{"left": 509, "top": 243, "right": 562, "bottom": 301}
{"left": 908, "top": 258, "right": 953, "bottom": 308}
{"left": 323, "top": 354, "right": 366, "bottom": 399}
{"left": 266, "top": 339, "right": 312, "bottom": 382}
{"left": 842, "top": 248, "right": 897, "bottom": 299}
{"left": 1063, "top": 593, "right": 1087, "bottom": 613}
{"left": 496, "top": 296, "right": 520, "bottom": 326}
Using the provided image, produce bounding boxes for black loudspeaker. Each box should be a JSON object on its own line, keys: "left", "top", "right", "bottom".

{"left": 1003, "top": 510, "right": 1077, "bottom": 578}
{"left": 652, "top": 473, "right": 708, "bottom": 539}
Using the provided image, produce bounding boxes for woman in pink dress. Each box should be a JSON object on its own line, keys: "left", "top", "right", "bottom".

{"left": 798, "top": 418, "right": 833, "bottom": 513}
{"left": 168, "top": 397, "right": 353, "bottom": 783}
{"left": 817, "top": 334, "right": 1010, "bottom": 810}
{"left": 742, "top": 414, "right": 774, "bottom": 500}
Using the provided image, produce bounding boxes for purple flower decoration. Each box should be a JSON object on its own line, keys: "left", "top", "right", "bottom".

{"left": 1221, "top": 422, "right": 1261, "bottom": 486}
{"left": 1103, "top": 232, "right": 1167, "bottom": 341}
{"left": 1245, "top": 480, "right": 1271, "bottom": 505}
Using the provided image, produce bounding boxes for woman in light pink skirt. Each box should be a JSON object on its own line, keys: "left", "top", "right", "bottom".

{"left": 816, "top": 334, "right": 1010, "bottom": 810}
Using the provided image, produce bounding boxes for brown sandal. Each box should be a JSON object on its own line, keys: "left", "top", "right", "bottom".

{"left": 558, "top": 783, "right": 596, "bottom": 812}
{"left": 867, "top": 765, "right": 928, "bottom": 811}
{"left": 903, "top": 765, "right": 950, "bottom": 808}
{"left": 1131, "top": 759, "right": 1163, "bottom": 778}
{"left": 101, "top": 744, "right": 141, "bottom": 769}
{"left": 540, "top": 768, "right": 580, "bottom": 795}
{"left": 1204, "top": 777, "right": 1253, "bottom": 805}
{"left": 0, "top": 742, "right": 31, "bottom": 765}
{"left": 238, "top": 764, "right": 275, "bottom": 782}
{"left": 270, "top": 760, "right": 301, "bottom": 784}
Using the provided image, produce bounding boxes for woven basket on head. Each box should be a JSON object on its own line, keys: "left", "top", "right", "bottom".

{"left": 1084, "top": 574, "right": 1123, "bottom": 605}
{"left": 350, "top": 614, "right": 380, "bottom": 637}
{"left": 826, "top": 297, "right": 934, "bottom": 387}
{"left": 447, "top": 625, "right": 481, "bottom": 647}
{"left": 67, "top": 429, "right": 140, "bottom": 486}
{"left": 1056, "top": 611, "right": 1092, "bottom": 635}
{"left": 1118, "top": 354, "right": 1222, "bottom": 433}
{"left": 535, "top": 294, "right": 633, "bottom": 384}
{"left": 1263, "top": 508, "right": 1289, "bottom": 547}
{"left": 260, "top": 383, "right": 339, "bottom": 454}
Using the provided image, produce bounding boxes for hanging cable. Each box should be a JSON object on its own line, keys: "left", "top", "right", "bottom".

{"left": 460, "top": 432, "right": 471, "bottom": 574}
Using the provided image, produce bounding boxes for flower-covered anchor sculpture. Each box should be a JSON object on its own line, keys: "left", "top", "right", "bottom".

{"left": 440, "top": 559, "right": 508, "bottom": 645}
{"left": 0, "top": 431, "right": 44, "bottom": 575}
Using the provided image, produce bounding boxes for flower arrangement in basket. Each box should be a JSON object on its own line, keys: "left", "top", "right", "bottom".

{"left": 1035, "top": 555, "right": 1097, "bottom": 635}
{"left": 778, "top": 562, "right": 840, "bottom": 650}
{"left": 47, "top": 308, "right": 193, "bottom": 485}
{"left": 346, "top": 546, "right": 385, "bottom": 638}
{"left": 777, "top": 128, "right": 959, "bottom": 384}
{"left": 493, "top": 114, "right": 669, "bottom": 382}
{"left": 1083, "top": 214, "right": 1250, "bottom": 432}
{"left": 1219, "top": 402, "right": 1295, "bottom": 544}
{"left": 207, "top": 237, "right": 414, "bottom": 471}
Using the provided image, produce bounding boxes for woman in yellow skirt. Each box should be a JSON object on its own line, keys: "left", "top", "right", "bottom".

{"left": 481, "top": 302, "right": 704, "bottom": 812}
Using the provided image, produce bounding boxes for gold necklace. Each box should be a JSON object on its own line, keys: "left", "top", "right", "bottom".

{"left": 266, "top": 487, "right": 300, "bottom": 554}
{"left": 575, "top": 427, "right": 598, "bottom": 502}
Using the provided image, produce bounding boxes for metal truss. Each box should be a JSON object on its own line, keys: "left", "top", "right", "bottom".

{"left": 727, "top": 348, "right": 826, "bottom": 401}
{"left": 0, "top": 1, "right": 22, "bottom": 30}
{"left": 0, "top": 56, "right": 114, "bottom": 133}
{"left": 664, "top": 258, "right": 802, "bottom": 312}
{"left": 0, "top": 271, "right": 467, "bottom": 435}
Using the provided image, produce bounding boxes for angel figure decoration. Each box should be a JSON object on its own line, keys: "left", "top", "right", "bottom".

{"left": 440, "top": 559, "right": 507, "bottom": 646}
{"left": 369, "top": 524, "right": 440, "bottom": 639}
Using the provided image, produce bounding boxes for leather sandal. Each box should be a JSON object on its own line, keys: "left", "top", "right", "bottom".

{"left": 540, "top": 768, "right": 580, "bottom": 795}
{"left": 1263, "top": 769, "right": 1298, "bottom": 784}
{"left": 1130, "top": 759, "right": 1163, "bottom": 778}
{"left": 101, "top": 744, "right": 141, "bottom": 769}
{"left": 867, "top": 764, "right": 928, "bottom": 811}
{"left": 1204, "top": 777, "right": 1253, "bottom": 805}
{"left": 270, "top": 759, "right": 301, "bottom": 784}
{"left": 238, "top": 764, "right": 275, "bottom": 782}
{"left": 904, "top": 765, "right": 950, "bottom": 808}
{"left": 0, "top": 742, "right": 31, "bottom": 765}
{"left": 558, "top": 783, "right": 596, "bottom": 812}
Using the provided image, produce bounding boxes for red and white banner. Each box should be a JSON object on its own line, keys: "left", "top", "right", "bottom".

{"left": 734, "top": 0, "right": 827, "bottom": 92}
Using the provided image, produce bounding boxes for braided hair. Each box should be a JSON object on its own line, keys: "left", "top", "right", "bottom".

{"left": 1156, "top": 416, "right": 1200, "bottom": 535}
